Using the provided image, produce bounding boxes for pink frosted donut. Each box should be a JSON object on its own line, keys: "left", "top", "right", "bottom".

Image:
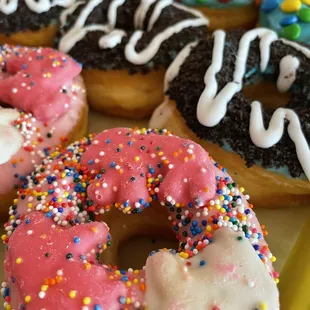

{"left": 3, "top": 128, "right": 279, "bottom": 309}
{"left": 0, "top": 45, "right": 87, "bottom": 210}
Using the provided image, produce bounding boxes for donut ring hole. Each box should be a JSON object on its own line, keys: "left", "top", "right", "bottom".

{"left": 0, "top": 101, "right": 11, "bottom": 109}
{"left": 243, "top": 79, "right": 292, "bottom": 110}
{"left": 99, "top": 201, "right": 179, "bottom": 270}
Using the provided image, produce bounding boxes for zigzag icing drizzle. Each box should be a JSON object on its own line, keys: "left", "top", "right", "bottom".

{"left": 0, "top": 0, "right": 73, "bottom": 15}
{"left": 59, "top": 0, "right": 209, "bottom": 65}
{"left": 154, "top": 28, "right": 310, "bottom": 180}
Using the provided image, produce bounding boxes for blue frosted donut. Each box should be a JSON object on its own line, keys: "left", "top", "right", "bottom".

{"left": 177, "top": 0, "right": 254, "bottom": 9}
{"left": 260, "top": 0, "right": 310, "bottom": 42}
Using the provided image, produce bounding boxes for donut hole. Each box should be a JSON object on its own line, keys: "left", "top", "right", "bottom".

{"left": 98, "top": 202, "right": 179, "bottom": 270}
{"left": 243, "top": 79, "right": 291, "bottom": 110}
{"left": 0, "top": 101, "right": 11, "bottom": 109}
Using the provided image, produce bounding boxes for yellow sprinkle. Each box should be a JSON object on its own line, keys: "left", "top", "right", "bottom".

{"left": 6, "top": 305, "right": 12, "bottom": 310}
{"left": 183, "top": 157, "right": 188, "bottom": 162}
{"left": 24, "top": 295, "right": 31, "bottom": 303}
{"left": 41, "top": 285, "right": 49, "bottom": 292}
{"left": 206, "top": 225, "right": 212, "bottom": 232}
{"left": 134, "top": 270, "right": 139, "bottom": 275}
{"left": 16, "top": 257, "right": 23, "bottom": 264}
{"left": 69, "top": 290, "right": 77, "bottom": 299}
{"left": 84, "top": 263, "right": 92, "bottom": 270}
{"left": 220, "top": 208, "right": 226, "bottom": 214}
{"left": 126, "top": 281, "right": 132, "bottom": 287}
{"left": 83, "top": 297, "right": 91, "bottom": 305}
{"left": 27, "top": 203, "right": 33, "bottom": 208}
{"left": 239, "top": 187, "right": 245, "bottom": 193}
{"left": 1, "top": 235, "right": 7, "bottom": 241}
{"left": 219, "top": 195, "right": 224, "bottom": 201}
{"left": 215, "top": 204, "right": 221, "bottom": 210}
{"left": 271, "top": 256, "right": 277, "bottom": 262}
{"left": 133, "top": 278, "right": 139, "bottom": 284}
{"left": 179, "top": 252, "right": 189, "bottom": 259}
{"left": 109, "top": 275, "right": 114, "bottom": 280}
{"left": 274, "top": 278, "right": 279, "bottom": 284}
{"left": 134, "top": 156, "right": 140, "bottom": 161}
{"left": 224, "top": 216, "right": 229, "bottom": 221}
{"left": 92, "top": 227, "right": 98, "bottom": 233}
{"left": 259, "top": 302, "right": 268, "bottom": 310}
{"left": 158, "top": 151, "right": 163, "bottom": 156}
{"left": 115, "top": 270, "right": 121, "bottom": 276}
{"left": 126, "top": 297, "right": 131, "bottom": 304}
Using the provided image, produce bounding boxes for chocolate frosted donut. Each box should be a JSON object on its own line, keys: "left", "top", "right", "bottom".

{"left": 150, "top": 28, "right": 310, "bottom": 208}
{"left": 0, "top": 0, "right": 73, "bottom": 46}
{"left": 56, "top": 0, "right": 209, "bottom": 118}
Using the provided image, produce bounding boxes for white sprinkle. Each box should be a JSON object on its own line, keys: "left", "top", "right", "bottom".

{"left": 38, "top": 291, "right": 46, "bottom": 299}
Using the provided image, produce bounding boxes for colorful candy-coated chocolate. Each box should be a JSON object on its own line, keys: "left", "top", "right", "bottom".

{"left": 260, "top": 0, "right": 310, "bottom": 42}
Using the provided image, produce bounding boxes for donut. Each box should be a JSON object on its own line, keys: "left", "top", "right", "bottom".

{"left": 55, "top": 0, "right": 209, "bottom": 119}
{"left": 0, "top": 45, "right": 88, "bottom": 212}
{"left": 0, "top": 0, "right": 73, "bottom": 47}
{"left": 2, "top": 128, "right": 279, "bottom": 309}
{"left": 259, "top": 0, "right": 310, "bottom": 42}
{"left": 150, "top": 28, "right": 310, "bottom": 209}
{"left": 175, "top": 0, "right": 258, "bottom": 30}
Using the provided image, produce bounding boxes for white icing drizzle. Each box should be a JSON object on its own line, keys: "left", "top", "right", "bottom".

{"left": 59, "top": 0, "right": 209, "bottom": 64}
{"left": 108, "top": 0, "right": 127, "bottom": 28}
{"left": 250, "top": 101, "right": 310, "bottom": 180}
{"left": 60, "top": 1, "right": 85, "bottom": 28}
{"left": 277, "top": 55, "right": 300, "bottom": 93}
{"left": 0, "top": 0, "right": 72, "bottom": 15}
{"left": 150, "top": 41, "right": 197, "bottom": 129}
{"left": 99, "top": 29, "right": 127, "bottom": 49}
{"left": 145, "top": 228, "right": 279, "bottom": 310}
{"left": 125, "top": 18, "right": 208, "bottom": 65}
{"left": 147, "top": 0, "right": 173, "bottom": 31}
{"left": 134, "top": 0, "right": 156, "bottom": 29}
{"left": 0, "top": 108, "right": 23, "bottom": 165}
{"left": 196, "top": 28, "right": 278, "bottom": 128}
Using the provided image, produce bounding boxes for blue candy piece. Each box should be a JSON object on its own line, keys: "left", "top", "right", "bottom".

{"left": 279, "top": 15, "right": 298, "bottom": 26}
{"left": 261, "top": 0, "right": 278, "bottom": 13}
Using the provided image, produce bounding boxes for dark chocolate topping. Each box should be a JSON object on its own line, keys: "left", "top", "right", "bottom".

{"left": 0, "top": 2, "right": 63, "bottom": 34}
{"left": 168, "top": 30, "right": 310, "bottom": 178}
{"left": 55, "top": 0, "right": 208, "bottom": 73}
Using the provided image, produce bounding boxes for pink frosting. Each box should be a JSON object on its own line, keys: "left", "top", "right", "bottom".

{"left": 82, "top": 128, "right": 217, "bottom": 211}
{"left": 3, "top": 128, "right": 277, "bottom": 309}
{"left": 0, "top": 46, "right": 81, "bottom": 122}
{"left": 0, "top": 46, "right": 85, "bottom": 197}
{"left": 4, "top": 212, "right": 129, "bottom": 310}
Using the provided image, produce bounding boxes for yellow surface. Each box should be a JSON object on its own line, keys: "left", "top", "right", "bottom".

{"left": 0, "top": 110, "right": 309, "bottom": 307}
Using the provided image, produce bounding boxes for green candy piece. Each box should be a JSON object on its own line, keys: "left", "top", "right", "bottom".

{"left": 298, "top": 8, "right": 310, "bottom": 23}
{"left": 281, "top": 24, "right": 301, "bottom": 40}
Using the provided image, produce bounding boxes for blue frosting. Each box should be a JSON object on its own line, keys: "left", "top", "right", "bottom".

{"left": 179, "top": 0, "right": 253, "bottom": 9}
{"left": 260, "top": 0, "right": 310, "bottom": 43}
{"left": 220, "top": 140, "right": 307, "bottom": 180}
